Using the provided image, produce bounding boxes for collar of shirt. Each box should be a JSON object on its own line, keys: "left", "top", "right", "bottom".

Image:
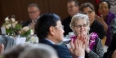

{"left": 45, "top": 38, "right": 55, "bottom": 44}
{"left": 32, "top": 16, "right": 40, "bottom": 22}
{"left": 78, "top": 56, "right": 84, "bottom": 58}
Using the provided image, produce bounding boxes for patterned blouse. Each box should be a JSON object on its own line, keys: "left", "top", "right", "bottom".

{"left": 85, "top": 37, "right": 104, "bottom": 58}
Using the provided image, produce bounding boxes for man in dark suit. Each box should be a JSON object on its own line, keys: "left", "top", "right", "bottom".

{"left": 35, "top": 13, "right": 85, "bottom": 58}
{"left": 62, "top": 0, "right": 79, "bottom": 36}
{"left": 22, "top": 3, "right": 40, "bottom": 30}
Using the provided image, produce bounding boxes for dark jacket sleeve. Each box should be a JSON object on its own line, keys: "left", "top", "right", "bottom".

{"left": 103, "top": 33, "right": 116, "bottom": 58}
{"left": 22, "top": 20, "right": 32, "bottom": 27}
{"left": 53, "top": 45, "right": 72, "bottom": 58}
{"left": 62, "top": 16, "right": 72, "bottom": 36}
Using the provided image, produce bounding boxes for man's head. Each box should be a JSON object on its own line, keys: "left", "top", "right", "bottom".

{"left": 19, "top": 43, "right": 58, "bottom": 58}
{"left": 3, "top": 44, "right": 31, "bottom": 58}
{"left": 28, "top": 3, "right": 40, "bottom": 20}
{"left": 35, "top": 13, "right": 64, "bottom": 44}
{"left": 67, "top": 0, "right": 79, "bottom": 17}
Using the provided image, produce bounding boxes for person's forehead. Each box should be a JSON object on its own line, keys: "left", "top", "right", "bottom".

{"left": 28, "top": 6, "right": 38, "bottom": 10}
{"left": 75, "top": 19, "right": 87, "bottom": 24}
{"left": 67, "top": 1, "right": 75, "bottom": 6}
{"left": 83, "top": 7, "right": 92, "bottom": 11}
{"left": 99, "top": 2, "right": 108, "bottom": 7}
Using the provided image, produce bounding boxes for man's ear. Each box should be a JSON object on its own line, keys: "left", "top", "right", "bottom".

{"left": 49, "top": 26, "right": 55, "bottom": 35}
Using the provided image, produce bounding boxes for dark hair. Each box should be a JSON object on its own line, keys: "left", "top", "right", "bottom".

{"left": 98, "top": 1, "right": 111, "bottom": 9}
{"left": 80, "top": 2, "right": 94, "bottom": 11}
{"left": 19, "top": 43, "right": 57, "bottom": 58}
{"left": 28, "top": 3, "right": 39, "bottom": 10}
{"left": 3, "top": 44, "right": 31, "bottom": 58}
{"left": 68, "top": 0, "right": 79, "bottom": 6}
{"left": 21, "top": 48, "right": 51, "bottom": 58}
{"left": 35, "top": 13, "right": 60, "bottom": 39}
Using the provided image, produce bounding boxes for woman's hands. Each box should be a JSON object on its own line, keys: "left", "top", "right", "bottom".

{"left": 69, "top": 34, "right": 91, "bottom": 58}
{"left": 85, "top": 35, "right": 90, "bottom": 53}
{"left": 69, "top": 35, "right": 86, "bottom": 57}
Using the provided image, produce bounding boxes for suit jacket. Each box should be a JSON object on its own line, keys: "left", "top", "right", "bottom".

{"left": 103, "top": 33, "right": 116, "bottom": 58}
{"left": 62, "top": 16, "right": 72, "bottom": 36}
{"left": 22, "top": 20, "right": 32, "bottom": 27}
{"left": 39, "top": 39, "right": 72, "bottom": 58}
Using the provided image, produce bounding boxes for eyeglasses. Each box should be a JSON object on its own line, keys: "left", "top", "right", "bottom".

{"left": 68, "top": 5, "right": 76, "bottom": 9}
{"left": 75, "top": 24, "right": 88, "bottom": 28}
{"left": 55, "top": 25, "right": 64, "bottom": 29}
{"left": 28, "top": 10, "right": 38, "bottom": 14}
{"left": 81, "top": 11, "right": 93, "bottom": 15}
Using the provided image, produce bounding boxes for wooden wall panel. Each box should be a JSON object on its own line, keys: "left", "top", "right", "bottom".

{"left": 0, "top": 0, "right": 23, "bottom": 26}
{"left": 46, "top": 0, "right": 68, "bottom": 20}
{"left": 0, "top": 0, "right": 3, "bottom": 25}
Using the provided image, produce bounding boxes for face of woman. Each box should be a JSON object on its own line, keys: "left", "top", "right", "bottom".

{"left": 82, "top": 7, "right": 95, "bottom": 22}
{"left": 98, "top": 2, "right": 109, "bottom": 17}
{"left": 74, "top": 19, "right": 89, "bottom": 36}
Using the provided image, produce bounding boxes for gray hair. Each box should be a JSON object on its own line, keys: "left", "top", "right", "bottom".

{"left": 19, "top": 43, "right": 58, "bottom": 58}
{"left": 3, "top": 44, "right": 33, "bottom": 58}
{"left": 70, "top": 14, "right": 90, "bottom": 35}
{"left": 28, "top": 3, "right": 39, "bottom": 10}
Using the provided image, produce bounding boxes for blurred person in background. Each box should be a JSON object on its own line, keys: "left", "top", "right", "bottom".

{"left": 19, "top": 43, "right": 58, "bottom": 58}
{"left": 97, "top": 1, "right": 116, "bottom": 47}
{"left": 80, "top": 2, "right": 106, "bottom": 46}
{"left": 62, "top": 0, "right": 80, "bottom": 36}
{"left": 3, "top": 44, "right": 31, "bottom": 58}
{"left": 22, "top": 3, "right": 41, "bottom": 30}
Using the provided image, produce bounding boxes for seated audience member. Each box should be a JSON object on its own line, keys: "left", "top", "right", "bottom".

{"left": 0, "top": 35, "right": 15, "bottom": 50}
{"left": 62, "top": 0, "right": 79, "bottom": 36}
{"left": 103, "top": 33, "right": 116, "bottom": 58}
{"left": 3, "top": 44, "right": 32, "bottom": 58}
{"left": 35, "top": 13, "right": 86, "bottom": 58}
{"left": 69, "top": 14, "right": 103, "bottom": 58}
{"left": 0, "top": 35, "right": 16, "bottom": 55}
{"left": 97, "top": 1, "right": 116, "bottom": 46}
{"left": 80, "top": 2, "right": 106, "bottom": 46}
{"left": 22, "top": 3, "right": 40, "bottom": 30}
{"left": 19, "top": 43, "right": 58, "bottom": 58}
